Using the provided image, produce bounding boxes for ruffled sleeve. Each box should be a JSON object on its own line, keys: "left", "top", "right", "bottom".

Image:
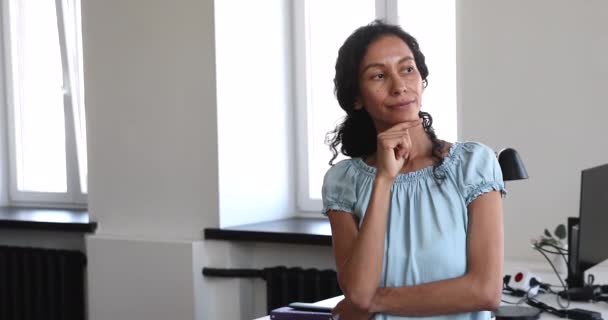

{"left": 455, "top": 142, "right": 507, "bottom": 206}
{"left": 321, "top": 160, "right": 359, "bottom": 215}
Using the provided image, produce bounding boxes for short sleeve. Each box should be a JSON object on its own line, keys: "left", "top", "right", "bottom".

{"left": 456, "top": 142, "right": 507, "bottom": 206}
{"left": 321, "top": 160, "right": 358, "bottom": 215}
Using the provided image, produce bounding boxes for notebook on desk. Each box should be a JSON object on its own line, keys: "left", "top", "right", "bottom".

{"left": 269, "top": 295, "right": 343, "bottom": 320}
{"left": 269, "top": 306, "right": 332, "bottom": 320}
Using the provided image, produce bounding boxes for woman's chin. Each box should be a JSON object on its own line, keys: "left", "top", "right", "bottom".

{"left": 392, "top": 114, "right": 420, "bottom": 123}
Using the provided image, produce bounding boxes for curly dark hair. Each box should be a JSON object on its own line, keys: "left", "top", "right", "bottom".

{"left": 327, "top": 20, "right": 446, "bottom": 178}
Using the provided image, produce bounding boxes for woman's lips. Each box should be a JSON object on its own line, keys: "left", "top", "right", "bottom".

{"left": 387, "top": 100, "right": 415, "bottom": 109}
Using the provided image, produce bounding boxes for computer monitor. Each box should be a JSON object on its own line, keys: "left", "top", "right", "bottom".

{"left": 565, "top": 163, "right": 608, "bottom": 294}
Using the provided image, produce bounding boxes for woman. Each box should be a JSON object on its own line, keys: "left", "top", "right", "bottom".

{"left": 323, "top": 20, "right": 505, "bottom": 320}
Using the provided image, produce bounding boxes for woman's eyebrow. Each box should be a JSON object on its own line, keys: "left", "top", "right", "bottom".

{"left": 361, "top": 63, "right": 385, "bottom": 74}
{"left": 361, "top": 56, "right": 415, "bottom": 74}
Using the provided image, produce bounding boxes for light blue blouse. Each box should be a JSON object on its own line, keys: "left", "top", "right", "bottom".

{"left": 322, "top": 142, "right": 506, "bottom": 320}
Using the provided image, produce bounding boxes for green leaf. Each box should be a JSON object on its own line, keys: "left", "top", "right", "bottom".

{"left": 555, "top": 224, "right": 567, "bottom": 239}
{"left": 544, "top": 229, "right": 553, "bottom": 238}
{"left": 538, "top": 238, "right": 558, "bottom": 247}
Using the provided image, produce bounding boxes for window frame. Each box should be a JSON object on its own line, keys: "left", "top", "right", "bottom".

{"left": 292, "top": 0, "right": 315, "bottom": 213}
{"left": 1, "top": 0, "right": 87, "bottom": 208}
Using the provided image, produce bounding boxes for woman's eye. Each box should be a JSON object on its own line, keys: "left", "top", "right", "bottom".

{"left": 372, "top": 73, "right": 385, "bottom": 80}
{"left": 402, "top": 66, "right": 414, "bottom": 73}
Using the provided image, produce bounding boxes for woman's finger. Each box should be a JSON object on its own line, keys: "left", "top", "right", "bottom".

{"left": 380, "top": 119, "right": 423, "bottom": 134}
{"left": 397, "top": 130, "right": 412, "bottom": 159}
{"left": 378, "top": 129, "right": 412, "bottom": 139}
{"left": 379, "top": 136, "right": 408, "bottom": 151}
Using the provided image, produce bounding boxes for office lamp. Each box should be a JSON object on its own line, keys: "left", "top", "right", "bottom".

{"left": 494, "top": 148, "right": 539, "bottom": 320}
{"left": 498, "top": 148, "right": 529, "bottom": 182}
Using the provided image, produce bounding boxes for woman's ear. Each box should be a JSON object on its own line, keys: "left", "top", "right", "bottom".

{"left": 354, "top": 98, "right": 363, "bottom": 110}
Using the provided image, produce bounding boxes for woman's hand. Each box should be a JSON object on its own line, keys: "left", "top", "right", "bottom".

{"left": 332, "top": 298, "right": 373, "bottom": 320}
{"left": 375, "top": 119, "right": 422, "bottom": 180}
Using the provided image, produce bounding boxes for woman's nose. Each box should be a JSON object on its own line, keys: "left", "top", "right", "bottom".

{"left": 391, "top": 76, "right": 407, "bottom": 95}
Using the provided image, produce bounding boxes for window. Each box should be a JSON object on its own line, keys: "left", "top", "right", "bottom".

{"left": 295, "top": 0, "right": 457, "bottom": 213}
{"left": 397, "top": 0, "right": 457, "bottom": 145}
{"left": 2, "top": 0, "right": 87, "bottom": 207}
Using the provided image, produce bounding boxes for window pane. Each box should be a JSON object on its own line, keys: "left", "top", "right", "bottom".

{"left": 398, "top": 0, "right": 457, "bottom": 143}
{"left": 307, "top": 1, "right": 375, "bottom": 200}
{"left": 9, "top": 0, "right": 67, "bottom": 192}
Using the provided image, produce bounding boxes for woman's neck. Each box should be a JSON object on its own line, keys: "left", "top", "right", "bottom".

{"left": 405, "top": 124, "right": 433, "bottom": 161}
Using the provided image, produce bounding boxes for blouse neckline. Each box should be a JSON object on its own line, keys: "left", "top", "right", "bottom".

{"left": 352, "top": 142, "right": 461, "bottom": 183}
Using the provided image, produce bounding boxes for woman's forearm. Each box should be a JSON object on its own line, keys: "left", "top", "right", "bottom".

{"left": 369, "top": 273, "right": 502, "bottom": 317}
{"left": 339, "top": 176, "right": 393, "bottom": 309}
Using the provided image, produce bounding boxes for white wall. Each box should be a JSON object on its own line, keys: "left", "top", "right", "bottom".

{"left": 215, "top": 0, "right": 295, "bottom": 227}
{"left": 458, "top": 0, "right": 608, "bottom": 260}
{"left": 87, "top": 237, "right": 196, "bottom": 320}
{"left": 81, "top": 0, "right": 221, "bottom": 319}
{"left": 83, "top": 0, "right": 219, "bottom": 239}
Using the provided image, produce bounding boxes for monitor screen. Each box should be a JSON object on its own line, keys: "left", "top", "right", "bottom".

{"left": 578, "top": 163, "right": 608, "bottom": 273}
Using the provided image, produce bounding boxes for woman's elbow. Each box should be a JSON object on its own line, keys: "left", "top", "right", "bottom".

{"left": 349, "top": 293, "right": 374, "bottom": 311}
{"left": 476, "top": 280, "right": 502, "bottom": 310}
{"left": 341, "top": 284, "right": 375, "bottom": 311}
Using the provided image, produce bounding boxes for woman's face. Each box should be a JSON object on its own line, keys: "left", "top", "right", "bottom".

{"left": 356, "top": 35, "right": 424, "bottom": 132}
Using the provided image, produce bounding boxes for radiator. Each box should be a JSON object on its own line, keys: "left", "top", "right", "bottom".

{"left": 203, "top": 266, "right": 342, "bottom": 313}
{"left": 0, "top": 245, "right": 87, "bottom": 320}
{"left": 264, "top": 266, "right": 341, "bottom": 312}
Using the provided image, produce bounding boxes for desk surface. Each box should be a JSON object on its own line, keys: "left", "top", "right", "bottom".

{"left": 254, "top": 260, "right": 608, "bottom": 320}
{"left": 502, "top": 260, "right": 608, "bottom": 319}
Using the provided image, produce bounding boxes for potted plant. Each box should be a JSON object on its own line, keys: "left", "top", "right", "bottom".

{"left": 531, "top": 224, "right": 568, "bottom": 274}
{"left": 537, "top": 224, "right": 567, "bottom": 247}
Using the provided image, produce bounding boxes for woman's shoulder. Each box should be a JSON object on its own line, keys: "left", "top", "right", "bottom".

{"left": 449, "top": 141, "right": 506, "bottom": 204}
{"left": 323, "top": 158, "right": 376, "bottom": 191}
{"left": 323, "top": 158, "right": 363, "bottom": 181}
{"left": 452, "top": 141, "right": 497, "bottom": 161}
{"left": 448, "top": 141, "right": 503, "bottom": 181}
{"left": 442, "top": 141, "right": 499, "bottom": 176}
